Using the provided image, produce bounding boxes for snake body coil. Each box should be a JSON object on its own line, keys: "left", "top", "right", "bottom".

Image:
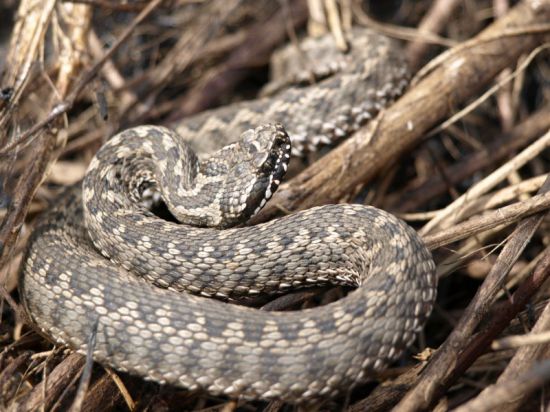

{"left": 20, "top": 29, "right": 437, "bottom": 402}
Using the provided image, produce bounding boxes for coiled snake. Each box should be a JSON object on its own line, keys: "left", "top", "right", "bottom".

{"left": 20, "top": 28, "right": 437, "bottom": 402}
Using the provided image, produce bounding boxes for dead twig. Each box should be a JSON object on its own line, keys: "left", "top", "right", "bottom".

{"left": 492, "top": 330, "right": 550, "bottom": 350}
{"left": 423, "top": 188, "right": 550, "bottom": 250}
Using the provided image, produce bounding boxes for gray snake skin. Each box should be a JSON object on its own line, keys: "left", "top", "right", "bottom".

{"left": 20, "top": 28, "right": 437, "bottom": 402}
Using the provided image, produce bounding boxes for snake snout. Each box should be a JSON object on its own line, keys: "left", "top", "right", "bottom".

{"left": 238, "top": 123, "right": 291, "bottom": 181}
{"left": 232, "top": 124, "right": 291, "bottom": 220}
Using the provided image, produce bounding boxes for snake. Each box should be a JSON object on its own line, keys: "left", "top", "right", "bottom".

{"left": 19, "top": 28, "right": 437, "bottom": 403}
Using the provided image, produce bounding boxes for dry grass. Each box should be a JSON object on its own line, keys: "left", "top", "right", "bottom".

{"left": 0, "top": 0, "right": 549, "bottom": 411}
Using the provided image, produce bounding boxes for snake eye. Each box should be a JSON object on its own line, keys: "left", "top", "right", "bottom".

{"left": 243, "top": 140, "right": 262, "bottom": 155}
{"left": 253, "top": 152, "right": 269, "bottom": 169}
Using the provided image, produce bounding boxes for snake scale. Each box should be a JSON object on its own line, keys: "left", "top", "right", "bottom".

{"left": 20, "top": 28, "right": 437, "bottom": 402}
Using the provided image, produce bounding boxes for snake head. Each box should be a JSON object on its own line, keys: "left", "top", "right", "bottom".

{"left": 192, "top": 123, "right": 290, "bottom": 228}
{"left": 210, "top": 123, "right": 290, "bottom": 227}
{"left": 242, "top": 123, "right": 290, "bottom": 172}
{"left": 240, "top": 123, "right": 291, "bottom": 218}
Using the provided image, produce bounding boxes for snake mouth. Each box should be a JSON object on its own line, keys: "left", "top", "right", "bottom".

{"left": 244, "top": 123, "right": 291, "bottom": 220}
{"left": 257, "top": 141, "right": 291, "bottom": 214}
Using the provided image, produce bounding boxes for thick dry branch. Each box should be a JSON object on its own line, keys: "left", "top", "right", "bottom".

{"left": 78, "top": 372, "right": 127, "bottom": 411}
{"left": 252, "top": 0, "right": 550, "bottom": 224}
